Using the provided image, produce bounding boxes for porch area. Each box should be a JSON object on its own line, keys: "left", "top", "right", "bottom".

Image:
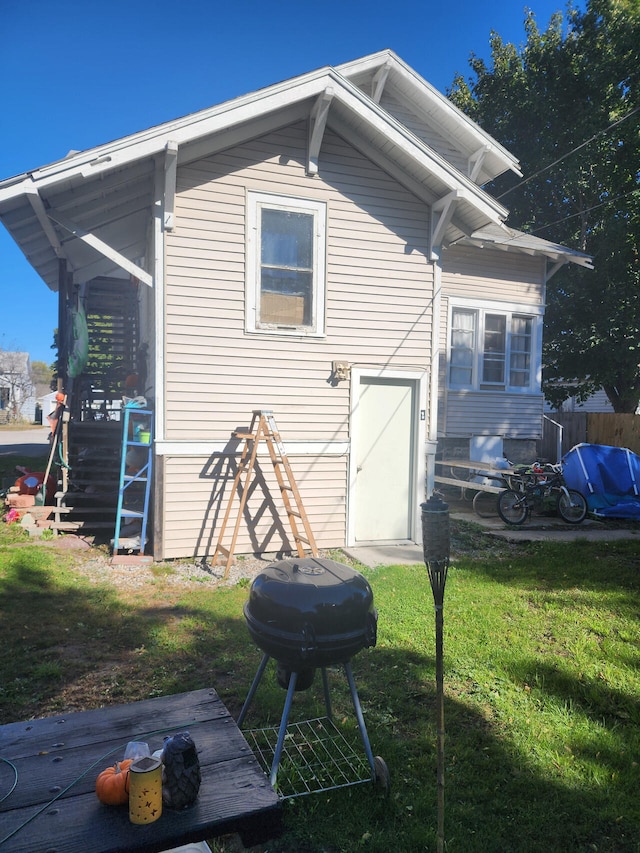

{"left": 48, "top": 275, "right": 150, "bottom": 551}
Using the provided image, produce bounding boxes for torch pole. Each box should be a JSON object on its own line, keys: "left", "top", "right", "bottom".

{"left": 435, "top": 595, "right": 445, "bottom": 853}
{"left": 421, "top": 494, "right": 450, "bottom": 853}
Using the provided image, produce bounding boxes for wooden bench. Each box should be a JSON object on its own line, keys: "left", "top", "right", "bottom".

{"left": 436, "top": 459, "right": 515, "bottom": 487}
{"left": 434, "top": 459, "right": 515, "bottom": 516}
{"left": 0, "top": 687, "right": 282, "bottom": 853}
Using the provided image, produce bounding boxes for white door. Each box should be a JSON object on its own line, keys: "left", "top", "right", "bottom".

{"left": 353, "top": 377, "right": 416, "bottom": 543}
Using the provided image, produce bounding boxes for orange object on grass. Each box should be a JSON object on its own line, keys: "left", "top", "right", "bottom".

{"left": 16, "top": 472, "right": 56, "bottom": 504}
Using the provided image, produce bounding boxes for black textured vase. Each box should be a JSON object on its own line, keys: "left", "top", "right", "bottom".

{"left": 161, "top": 732, "right": 201, "bottom": 809}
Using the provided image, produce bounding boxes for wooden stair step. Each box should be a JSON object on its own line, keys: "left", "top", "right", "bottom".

{"left": 51, "top": 521, "right": 116, "bottom": 531}
{"left": 53, "top": 506, "right": 117, "bottom": 515}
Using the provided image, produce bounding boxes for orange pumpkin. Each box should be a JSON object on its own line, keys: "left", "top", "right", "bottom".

{"left": 95, "top": 759, "right": 133, "bottom": 805}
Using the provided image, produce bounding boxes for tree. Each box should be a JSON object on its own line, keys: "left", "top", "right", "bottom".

{"left": 31, "top": 360, "right": 54, "bottom": 394}
{"left": 449, "top": 0, "right": 640, "bottom": 412}
{"left": 0, "top": 349, "right": 34, "bottom": 422}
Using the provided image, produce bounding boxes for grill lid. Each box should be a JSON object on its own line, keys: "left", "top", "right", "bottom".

{"left": 244, "top": 557, "right": 377, "bottom": 668}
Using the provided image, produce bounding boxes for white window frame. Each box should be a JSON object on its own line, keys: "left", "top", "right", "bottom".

{"left": 246, "top": 191, "right": 326, "bottom": 337}
{"left": 448, "top": 298, "right": 542, "bottom": 393}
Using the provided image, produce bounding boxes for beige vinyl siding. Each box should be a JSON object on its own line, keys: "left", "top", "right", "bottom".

{"left": 445, "top": 390, "right": 544, "bottom": 438}
{"left": 162, "top": 454, "right": 347, "bottom": 560}
{"left": 161, "top": 122, "right": 432, "bottom": 557}
{"left": 164, "top": 123, "right": 432, "bottom": 441}
{"left": 442, "top": 244, "right": 545, "bottom": 305}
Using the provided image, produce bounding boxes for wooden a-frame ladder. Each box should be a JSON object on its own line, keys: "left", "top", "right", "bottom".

{"left": 212, "top": 410, "right": 318, "bottom": 577}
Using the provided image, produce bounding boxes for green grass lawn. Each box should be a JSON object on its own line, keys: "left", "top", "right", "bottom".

{"left": 0, "top": 514, "right": 639, "bottom": 852}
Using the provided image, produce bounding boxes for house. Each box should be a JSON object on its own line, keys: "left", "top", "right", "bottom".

{"left": 0, "top": 351, "right": 36, "bottom": 423}
{"left": 0, "top": 50, "right": 591, "bottom": 559}
{"left": 545, "top": 387, "right": 616, "bottom": 414}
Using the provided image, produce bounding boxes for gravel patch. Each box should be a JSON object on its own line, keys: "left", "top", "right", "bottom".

{"left": 67, "top": 545, "right": 338, "bottom": 591}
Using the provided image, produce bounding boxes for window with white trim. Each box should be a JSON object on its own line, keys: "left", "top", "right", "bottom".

{"left": 449, "top": 306, "right": 537, "bottom": 391}
{"left": 246, "top": 193, "right": 326, "bottom": 336}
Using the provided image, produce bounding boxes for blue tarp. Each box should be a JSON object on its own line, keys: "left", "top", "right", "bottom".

{"left": 562, "top": 443, "right": 640, "bottom": 519}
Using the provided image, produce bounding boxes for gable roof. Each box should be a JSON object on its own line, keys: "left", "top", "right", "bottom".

{"left": 0, "top": 51, "right": 589, "bottom": 291}
{"left": 337, "top": 50, "right": 522, "bottom": 186}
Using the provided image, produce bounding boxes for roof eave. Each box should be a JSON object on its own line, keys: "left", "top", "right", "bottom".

{"left": 0, "top": 56, "right": 514, "bottom": 289}
{"left": 457, "top": 226, "right": 594, "bottom": 270}
{"left": 0, "top": 64, "right": 507, "bottom": 229}
{"left": 337, "top": 50, "right": 522, "bottom": 181}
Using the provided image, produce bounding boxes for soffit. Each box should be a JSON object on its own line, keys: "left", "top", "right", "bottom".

{"left": 456, "top": 223, "right": 594, "bottom": 269}
{"left": 0, "top": 160, "right": 155, "bottom": 290}
{"left": 337, "top": 50, "right": 522, "bottom": 185}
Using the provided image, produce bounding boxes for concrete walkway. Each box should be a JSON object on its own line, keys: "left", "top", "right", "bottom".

{"left": 0, "top": 427, "right": 51, "bottom": 458}
{"left": 344, "top": 506, "right": 640, "bottom": 568}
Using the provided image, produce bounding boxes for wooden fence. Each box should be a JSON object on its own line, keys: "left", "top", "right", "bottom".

{"left": 539, "top": 413, "right": 640, "bottom": 461}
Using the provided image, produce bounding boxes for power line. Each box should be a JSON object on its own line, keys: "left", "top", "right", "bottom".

{"left": 496, "top": 103, "right": 640, "bottom": 200}
{"left": 527, "top": 186, "right": 640, "bottom": 236}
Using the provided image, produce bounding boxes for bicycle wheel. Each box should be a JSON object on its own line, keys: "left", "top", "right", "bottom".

{"left": 472, "top": 490, "right": 498, "bottom": 518}
{"left": 557, "top": 489, "right": 588, "bottom": 524}
{"left": 448, "top": 466, "right": 476, "bottom": 501}
{"left": 497, "top": 489, "right": 528, "bottom": 525}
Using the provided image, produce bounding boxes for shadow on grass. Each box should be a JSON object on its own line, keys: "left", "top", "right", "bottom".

{"left": 508, "top": 657, "right": 640, "bottom": 728}
{"left": 257, "top": 642, "right": 638, "bottom": 853}
{"left": 1, "top": 552, "right": 638, "bottom": 851}
{"left": 0, "top": 550, "right": 251, "bottom": 722}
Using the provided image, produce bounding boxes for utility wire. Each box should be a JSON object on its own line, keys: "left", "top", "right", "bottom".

{"left": 527, "top": 186, "right": 640, "bottom": 236}
{"left": 496, "top": 103, "right": 640, "bottom": 200}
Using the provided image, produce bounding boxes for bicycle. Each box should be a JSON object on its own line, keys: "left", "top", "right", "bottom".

{"left": 497, "top": 462, "right": 588, "bottom": 525}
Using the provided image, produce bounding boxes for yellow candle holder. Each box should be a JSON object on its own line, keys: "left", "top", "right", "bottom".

{"left": 128, "top": 756, "right": 162, "bottom": 824}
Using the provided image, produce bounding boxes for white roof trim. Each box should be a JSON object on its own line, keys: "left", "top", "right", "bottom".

{"left": 0, "top": 64, "right": 506, "bottom": 228}
{"left": 337, "top": 50, "right": 522, "bottom": 180}
{"left": 455, "top": 223, "right": 594, "bottom": 269}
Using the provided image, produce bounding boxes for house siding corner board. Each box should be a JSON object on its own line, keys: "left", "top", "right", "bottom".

{"left": 446, "top": 391, "right": 544, "bottom": 439}
{"left": 164, "top": 123, "right": 433, "bottom": 444}
{"left": 162, "top": 455, "right": 347, "bottom": 560}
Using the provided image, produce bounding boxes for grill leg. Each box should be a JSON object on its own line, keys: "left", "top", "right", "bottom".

{"left": 270, "top": 670, "right": 298, "bottom": 787}
{"left": 237, "top": 652, "right": 270, "bottom": 727}
{"left": 344, "top": 661, "right": 376, "bottom": 778}
{"left": 321, "top": 668, "right": 332, "bottom": 719}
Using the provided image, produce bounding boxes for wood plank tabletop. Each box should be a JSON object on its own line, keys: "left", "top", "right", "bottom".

{"left": 0, "top": 687, "right": 282, "bottom": 853}
{"left": 435, "top": 459, "right": 514, "bottom": 476}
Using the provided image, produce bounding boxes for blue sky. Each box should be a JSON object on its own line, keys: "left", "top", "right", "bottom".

{"left": 0, "top": 0, "right": 577, "bottom": 366}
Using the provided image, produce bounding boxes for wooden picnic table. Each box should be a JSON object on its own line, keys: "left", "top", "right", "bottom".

{"left": 434, "top": 459, "right": 514, "bottom": 495}
{"left": 0, "top": 687, "right": 282, "bottom": 853}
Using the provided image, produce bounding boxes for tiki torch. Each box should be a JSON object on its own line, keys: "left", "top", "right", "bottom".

{"left": 421, "top": 493, "right": 450, "bottom": 853}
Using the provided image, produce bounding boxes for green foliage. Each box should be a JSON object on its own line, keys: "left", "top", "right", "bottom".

{"left": 449, "top": 1, "right": 640, "bottom": 411}
{"left": 30, "top": 360, "right": 54, "bottom": 387}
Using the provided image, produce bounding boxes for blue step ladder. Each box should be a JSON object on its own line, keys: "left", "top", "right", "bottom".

{"left": 113, "top": 405, "right": 153, "bottom": 555}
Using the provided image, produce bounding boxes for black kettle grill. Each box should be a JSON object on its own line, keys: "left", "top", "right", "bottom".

{"left": 237, "top": 557, "right": 387, "bottom": 795}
